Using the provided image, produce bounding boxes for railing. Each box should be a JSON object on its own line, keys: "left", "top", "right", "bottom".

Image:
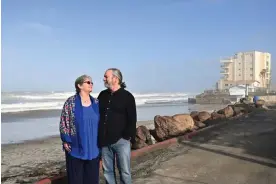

{"left": 221, "top": 64, "right": 229, "bottom": 68}
{"left": 220, "top": 59, "right": 233, "bottom": 63}
{"left": 220, "top": 70, "right": 229, "bottom": 74}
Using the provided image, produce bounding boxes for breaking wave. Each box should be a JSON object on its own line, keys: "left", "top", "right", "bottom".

{"left": 1, "top": 92, "right": 194, "bottom": 113}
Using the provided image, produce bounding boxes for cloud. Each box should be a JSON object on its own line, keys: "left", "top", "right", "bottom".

{"left": 13, "top": 22, "right": 61, "bottom": 46}
{"left": 23, "top": 22, "right": 53, "bottom": 35}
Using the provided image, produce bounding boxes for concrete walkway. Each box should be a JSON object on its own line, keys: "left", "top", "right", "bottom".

{"left": 132, "top": 109, "right": 276, "bottom": 184}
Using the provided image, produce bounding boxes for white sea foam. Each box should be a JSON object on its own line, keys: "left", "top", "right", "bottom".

{"left": 1, "top": 91, "right": 195, "bottom": 113}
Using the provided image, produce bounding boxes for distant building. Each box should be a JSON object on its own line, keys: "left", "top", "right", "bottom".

{"left": 217, "top": 51, "right": 271, "bottom": 90}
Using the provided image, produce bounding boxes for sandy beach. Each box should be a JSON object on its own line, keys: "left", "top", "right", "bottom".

{"left": 1, "top": 120, "right": 153, "bottom": 184}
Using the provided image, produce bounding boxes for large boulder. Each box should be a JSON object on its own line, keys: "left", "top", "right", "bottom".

{"left": 153, "top": 114, "right": 194, "bottom": 141}
{"left": 217, "top": 105, "right": 234, "bottom": 118}
{"left": 172, "top": 114, "right": 195, "bottom": 130}
{"left": 132, "top": 125, "right": 153, "bottom": 149}
{"left": 197, "top": 111, "right": 211, "bottom": 122}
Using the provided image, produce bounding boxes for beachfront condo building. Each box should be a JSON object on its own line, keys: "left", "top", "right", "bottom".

{"left": 217, "top": 51, "right": 271, "bottom": 90}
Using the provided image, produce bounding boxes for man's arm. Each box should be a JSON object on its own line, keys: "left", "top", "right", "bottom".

{"left": 123, "top": 93, "right": 137, "bottom": 143}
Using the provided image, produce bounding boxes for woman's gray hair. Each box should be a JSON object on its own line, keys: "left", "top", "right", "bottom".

{"left": 108, "top": 68, "right": 126, "bottom": 88}
{"left": 75, "top": 74, "right": 92, "bottom": 93}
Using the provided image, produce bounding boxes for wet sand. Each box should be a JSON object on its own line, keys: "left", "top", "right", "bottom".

{"left": 1, "top": 109, "right": 62, "bottom": 123}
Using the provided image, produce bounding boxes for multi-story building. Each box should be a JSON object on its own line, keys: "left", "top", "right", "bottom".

{"left": 217, "top": 51, "right": 271, "bottom": 90}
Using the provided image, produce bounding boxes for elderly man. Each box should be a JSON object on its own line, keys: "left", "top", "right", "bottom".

{"left": 97, "top": 68, "right": 137, "bottom": 184}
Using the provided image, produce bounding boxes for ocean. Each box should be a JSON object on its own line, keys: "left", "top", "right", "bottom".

{"left": 1, "top": 91, "right": 223, "bottom": 144}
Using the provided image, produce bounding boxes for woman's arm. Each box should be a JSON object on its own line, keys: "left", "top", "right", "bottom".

{"left": 59, "top": 100, "right": 72, "bottom": 143}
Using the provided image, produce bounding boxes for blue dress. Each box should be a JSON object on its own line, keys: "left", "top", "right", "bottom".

{"left": 70, "top": 104, "right": 99, "bottom": 160}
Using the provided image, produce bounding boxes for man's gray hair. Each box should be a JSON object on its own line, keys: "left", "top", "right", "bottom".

{"left": 75, "top": 74, "right": 92, "bottom": 93}
{"left": 107, "top": 68, "right": 126, "bottom": 88}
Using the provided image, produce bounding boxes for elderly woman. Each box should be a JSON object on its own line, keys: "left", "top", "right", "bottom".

{"left": 59, "top": 75, "right": 100, "bottom": 184}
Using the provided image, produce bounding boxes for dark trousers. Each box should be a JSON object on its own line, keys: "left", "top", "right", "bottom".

{"left": 65, "top": 152, "right": 99, "bottom": 184}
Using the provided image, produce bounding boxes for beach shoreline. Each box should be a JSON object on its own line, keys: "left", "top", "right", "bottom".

{"left": 1, "top": 120, "right": 155, "bottom": 146}
{"left": 1, "top": 104, "right": 228, "bottom": 184}
{"left": 1, "top": 103, "right": 227, "bottom": 145}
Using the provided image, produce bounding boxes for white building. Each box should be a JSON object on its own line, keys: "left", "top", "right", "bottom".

{"left": 228, "top": 85, "right": 256, "bottom": 103}
{"left": 217, "top": 51, "right": 271, "bottom": 90}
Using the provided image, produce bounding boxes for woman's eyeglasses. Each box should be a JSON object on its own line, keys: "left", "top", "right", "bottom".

{"left": 83, "top": 81, "right": 93, "bottom": 85}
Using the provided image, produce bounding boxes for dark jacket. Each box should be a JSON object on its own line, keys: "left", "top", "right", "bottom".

{"left": 97, "top": 88, "right": 137, "bottom": 147}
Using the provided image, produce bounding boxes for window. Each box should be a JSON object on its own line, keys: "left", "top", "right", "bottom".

{"left": 250, "top": 74, "right": 253, "bottom": 76}
{"left": 225, "top": 84, "right": 229, "bottom": 86}
{"left": 250, "top": 68, "right": 253, "bottom": 70}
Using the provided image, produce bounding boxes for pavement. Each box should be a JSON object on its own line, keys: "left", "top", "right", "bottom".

{"left": 131, "top": 109, "right": 276, "bottom": 184}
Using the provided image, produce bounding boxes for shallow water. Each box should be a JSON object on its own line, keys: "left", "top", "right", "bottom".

{"left": 1, "top": 103, "right": 226, "bottom": 144}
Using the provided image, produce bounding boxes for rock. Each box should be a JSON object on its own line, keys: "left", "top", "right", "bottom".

{"left": 153, "top": 114, "right": 194, "bottom": 141}
{"left": 149, "top": 129, "right": 159, "bottom": 142}
{"left": 194, "top": 121, "right": 206, "bottom": 128}
{"left": 190, "top": 111, "right": 199, "bottom": 118}
{"left": 256, "top": 99, "right": 265, "bottom": 105}
{"left": 172, "top": 114, "right": 195, "bottom": 130}
{"left": 255, "top": 99, "right": 265, "bottom": 108}
{"left": 217, "top": 105, "right": 234, "bottom": 118}
{"left": 229, "top": 105, "right": 240, "bottom": 115}
{"left": 211, "top": 112, "right": 226, "bottom": 120}
{"left": 197, "top": 111, "right": 211, "bottom": 122}
{"left": 232, "top": 103, "right": 254, "bottom": 114}
{"left": 150, "top": 134, "right": 157, "bottom": 144}
{"left": 131, "top": 140, "right": 148, "bottom": 149}
{"left": 137, "top": 126, "right": 152, "bottom": 142}
{"left": 203, "top": 111, "right": 226, "bottom": 126}
{"left": 132, "top": 125, "right": 153, "bottom": 149}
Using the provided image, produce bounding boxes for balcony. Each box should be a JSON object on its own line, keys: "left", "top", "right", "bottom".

{"left": 220, "top": 58, "right": 233, "bottom": 63}
{"left": 220, "top": 76, "right": 229, "bottom": 80}
{"left": 220, "top": 70, "right": 229, "bottom": 74}
{"left": 221, "top": 64, "right": 230, "bottom": 68}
